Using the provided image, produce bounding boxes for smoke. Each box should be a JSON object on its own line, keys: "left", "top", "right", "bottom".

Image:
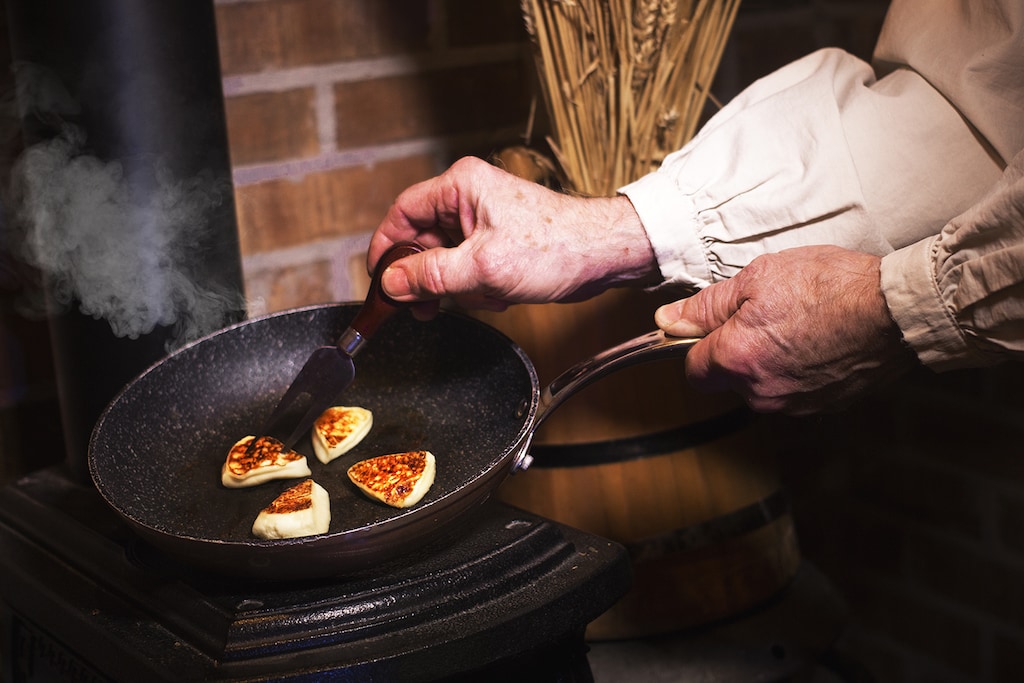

{"left": 6, "top": 63, "right": 246, "bottom": 350}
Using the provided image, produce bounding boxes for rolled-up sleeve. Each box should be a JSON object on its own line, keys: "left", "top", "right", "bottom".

{"left": 881, "top": 151, "right": 1024, "bottom": 370}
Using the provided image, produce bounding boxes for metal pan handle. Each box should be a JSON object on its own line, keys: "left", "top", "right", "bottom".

{"left": 512, "top": 330, "right": 700, "bottom": 472}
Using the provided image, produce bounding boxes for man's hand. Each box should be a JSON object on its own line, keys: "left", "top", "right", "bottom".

{"left": 655, "top": 245, "right": 917, "bottom": 414}
{"left": 368, "top": 156, "right": 658, "bottom": 318}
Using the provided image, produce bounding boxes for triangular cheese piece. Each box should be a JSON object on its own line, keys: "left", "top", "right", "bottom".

{"left": 221, "top": 435, "right": 311, "bottom": 488}
{"left": 251, "top": 479, "right": 331, "bottom": 539}
{"left": 347, "top": 450, "right": 436, "bottom": 508}
{"left": 312, "top": 406, "right": 373, "bottom": 464}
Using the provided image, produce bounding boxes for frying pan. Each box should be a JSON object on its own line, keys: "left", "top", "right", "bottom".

{"left": 89, "top": 303, "right": 697, "bottom": 580}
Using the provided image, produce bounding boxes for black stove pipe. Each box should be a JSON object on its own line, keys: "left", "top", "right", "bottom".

{"left": 5, "top": 1, "right": 246, "bottom": 481}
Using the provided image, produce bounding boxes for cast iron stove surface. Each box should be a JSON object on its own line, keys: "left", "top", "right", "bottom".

{"left": 0, "top": 467, "right": 630, "bottom": 682}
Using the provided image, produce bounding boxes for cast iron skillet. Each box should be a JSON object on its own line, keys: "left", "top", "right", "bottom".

{"left": 89, "top": 303, "right": 697, "bottom": 580}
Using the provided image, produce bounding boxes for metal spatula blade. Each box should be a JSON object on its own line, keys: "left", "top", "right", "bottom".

{"left": 254, "top": 242, "right": 424, "bottom": 451}
{"left": 257, "top": 346, "right": 356, "bottom": 449}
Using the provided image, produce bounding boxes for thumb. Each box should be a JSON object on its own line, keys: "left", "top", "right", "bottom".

{"left": 654, "top": 278, "right": 741, "bottom": 337}
{"left": 381, "top": 247, "right": 471, "bottom": 301}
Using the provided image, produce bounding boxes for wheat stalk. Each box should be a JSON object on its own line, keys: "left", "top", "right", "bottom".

{"left": 522, "top": 0, "right": 740, "bottom": 196}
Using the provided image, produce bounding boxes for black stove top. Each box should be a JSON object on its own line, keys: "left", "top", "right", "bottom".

{"left": 0, "top": 468, "right": 631, "bottom": 682}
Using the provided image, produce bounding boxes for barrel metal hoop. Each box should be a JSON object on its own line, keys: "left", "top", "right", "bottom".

{"left": 624, "top": 490, "right": 791, "bottom": 562}
{"left": 528, "top": 407, "right": 755, "bottom": 468}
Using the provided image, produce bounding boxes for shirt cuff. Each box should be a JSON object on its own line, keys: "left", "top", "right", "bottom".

{"left": 879, "top": 237, "right": 980, "bottom": 371}
{"left": 619, "top": 173, "right": 713, "bottom": 290}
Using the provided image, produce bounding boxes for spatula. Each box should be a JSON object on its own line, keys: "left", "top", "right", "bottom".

{"left": 255, "top": 241, "right": 424, "bottom": 451}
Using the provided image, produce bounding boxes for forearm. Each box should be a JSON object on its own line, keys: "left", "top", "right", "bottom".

{"left": 565, "top": 194, "right": 660, "bottom": 292}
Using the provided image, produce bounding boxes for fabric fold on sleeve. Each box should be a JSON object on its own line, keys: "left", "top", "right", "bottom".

{"left": 880, "top": 237, "right": 978, "bottom": 370}
{"left": 621, "top": 171, "right": 710, "bottom": 289}
{"left": 881, "top": 150, "right": 1024, "bottom": 371}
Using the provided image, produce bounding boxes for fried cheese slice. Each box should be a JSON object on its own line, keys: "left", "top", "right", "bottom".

{"left": 251, "top": 479, "right": 331, "bottom": 539}
{"left": 312, "top": 406, "right": 373, "bottom": 464}
{"left": 347, "top": 450, "right": 436, "bottom": 508}
{"left": 221, "top": 435, "right": 311, "bottom": 488}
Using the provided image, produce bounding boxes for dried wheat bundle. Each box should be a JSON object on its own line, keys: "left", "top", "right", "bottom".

{"left": 521, "top": 0, "right": 740, "bottom": 196}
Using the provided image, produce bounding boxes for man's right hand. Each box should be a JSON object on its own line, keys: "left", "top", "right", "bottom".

{"left": 368, "top": 156, "right": 659, "bottom": 318}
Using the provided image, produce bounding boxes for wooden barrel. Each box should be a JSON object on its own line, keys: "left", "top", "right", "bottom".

{"left": 473, "top": 288, "right": 801, "bottom": 640}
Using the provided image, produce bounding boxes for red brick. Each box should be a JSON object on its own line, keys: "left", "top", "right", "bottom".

{"left": 261, "top": 259, "right": 334, "bottom": 313}
{"left": 982, "top": 363, "right": 1024, "bottom": 410}
{"left": 216, "top": 0, "right": 431, "bottom": 75}
{"left": 342, "top": 250, "right": 373, "bottom": 300}
{"left": 803, "top": 506, "right": 907, "bottom": 584}
{"left": 224, "top": 89, "right": 320, "bottom": 166}
{"left": 334, "top": 61, "right": 532, "bottom": 148}
{"left": 234, "top": 154, "right": 437, "bottom": 255}
{"left": 902, "top": 408, "right": 1024, "bottom": 485}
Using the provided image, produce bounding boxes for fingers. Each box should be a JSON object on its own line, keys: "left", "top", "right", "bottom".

{"left": 654, "top": 277, "right": 750, "bottom": 396}
{"left": 654, "top": 276, "right": 743, "bottom": 337}
{"left": 683, "top": 329, "right": 777, "bottom": 409}
{"left": 368, "top": 159, "right": 487, "bottom": 269}
{"left": 370, "top": 155, "right": 652, "bottom": 311}
{"left": 367, "top": 187, "right": 458, "bottom": 269}
{"left": 656, "top": 248, "right": 908, "bottom": 415}
{"left": 654, "top": 300, "right": 707, "bottom": 337}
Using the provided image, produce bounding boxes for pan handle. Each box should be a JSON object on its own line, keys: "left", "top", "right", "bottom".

{"left": 512, "top": 330, "right": 701, "bottom": 472}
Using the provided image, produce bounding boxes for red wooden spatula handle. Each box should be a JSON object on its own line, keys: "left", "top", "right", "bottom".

{"left": 341, "top": 241, "right": 425, "bottom": 355}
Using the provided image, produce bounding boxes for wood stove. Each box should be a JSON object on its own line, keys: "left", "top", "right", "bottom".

{"left": 0, "top": 466, "right": 631, "bottom": 681}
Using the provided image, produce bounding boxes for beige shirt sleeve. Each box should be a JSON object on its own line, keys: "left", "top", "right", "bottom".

{"left": 621, "top": 0, "right": 1024, "bottom": 369}
{"left": 873, "top": 0, "right": 1024, "bottom": 165}
{"left": 881, "top": 151, "right": 1024, "bottom": 371}
{"left": 621, "top": 0, "right": 1015, "bottom": 288}
{"left": 873, "top": 0, "right": 1024, "bottom": 368}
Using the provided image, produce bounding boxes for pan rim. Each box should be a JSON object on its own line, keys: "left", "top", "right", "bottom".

{"left": 87, "top": 303, "right": 540, "bottom": 566}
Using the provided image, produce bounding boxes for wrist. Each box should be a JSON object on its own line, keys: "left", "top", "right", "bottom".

{"left": 586, "top": 195, "right": 660, "bottom": 287}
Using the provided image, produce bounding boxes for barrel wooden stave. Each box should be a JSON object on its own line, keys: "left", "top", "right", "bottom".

{"left": 474, "top": 289, "right": 801, "bottom": 638}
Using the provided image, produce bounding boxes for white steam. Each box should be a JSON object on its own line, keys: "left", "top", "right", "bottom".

{"left": 8, "top": 64, "right": 245, "bottom": 350}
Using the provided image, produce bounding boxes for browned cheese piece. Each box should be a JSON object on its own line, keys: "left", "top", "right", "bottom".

{"left": 221, "top": 434, "right": 311, "bottom": 488}
{"left": 312, "top": 406, "right": 373, "bottom": 464}
{"left": 347, "top": 450, "right": 436, "bottom": 508}
{"left": 251, "top": 479, "right": 331, "bottom": 539}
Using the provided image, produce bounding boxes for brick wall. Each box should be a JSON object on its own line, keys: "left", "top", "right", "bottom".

{"left": 213, "top": 0, "right": 535, "bottom": 315}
